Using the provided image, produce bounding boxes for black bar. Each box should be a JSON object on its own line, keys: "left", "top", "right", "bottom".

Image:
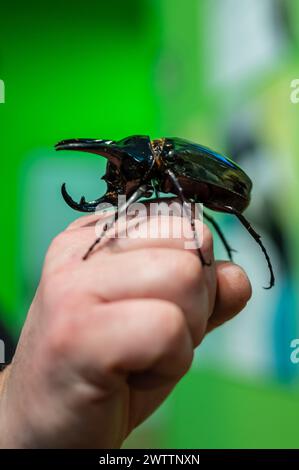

{"left": 0, "top": 449, "right": 298, "bottom": 466}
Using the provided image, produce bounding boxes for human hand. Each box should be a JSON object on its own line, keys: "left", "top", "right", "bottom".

{"left": 0, "top": 206, "right": 251, "bottom": 448}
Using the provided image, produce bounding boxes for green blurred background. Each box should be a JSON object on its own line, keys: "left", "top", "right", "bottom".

{"left": 1, "top": 0, "right": 299, "bottom": 448}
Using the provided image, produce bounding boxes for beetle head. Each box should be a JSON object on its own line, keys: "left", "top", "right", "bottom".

{"left": 55, "top": 135, "right": 154, "bottom": 183}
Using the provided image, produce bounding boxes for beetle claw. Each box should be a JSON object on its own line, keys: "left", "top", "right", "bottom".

{"left": 61, "top": 183, "right": 115, "bottom": 213}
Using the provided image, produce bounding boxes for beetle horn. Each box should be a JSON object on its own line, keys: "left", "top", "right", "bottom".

{"left": 55, "top": 138, "right": 121, "bottom": 166}
{"left": 61, "top": 183, "right": 116, "bottom": 213}
{"left": 55, "top": 136, "right": 152, "bottom": 166}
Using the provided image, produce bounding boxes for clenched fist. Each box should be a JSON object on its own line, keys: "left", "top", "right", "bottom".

{"left": 0, "top": 207, "right": 251, "bottom": 448}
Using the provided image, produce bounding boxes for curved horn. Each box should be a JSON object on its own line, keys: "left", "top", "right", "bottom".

{"left": 55, "top": 136, "right": 152, "bottom": 166}
{"left": 56, "top": 139, "right": 120, "bottom": 166}
{"left": 61, "top": 183, "right": 116, "bottom": 213}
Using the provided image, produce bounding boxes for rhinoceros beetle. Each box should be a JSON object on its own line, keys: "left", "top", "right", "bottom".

{"left": 56, "top": 135, "right": 275, "bottom": 289}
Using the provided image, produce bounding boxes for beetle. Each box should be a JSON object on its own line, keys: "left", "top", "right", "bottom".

{"left": 56, "top": 135, "right": 275, "bottom": 289}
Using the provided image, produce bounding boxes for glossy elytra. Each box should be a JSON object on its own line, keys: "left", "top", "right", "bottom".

{"left": 56, "top": 135, "right": 275, "bottom": 289}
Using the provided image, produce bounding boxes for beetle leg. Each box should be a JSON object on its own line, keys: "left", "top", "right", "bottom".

{"left": 151, "top": 179, "right": 160, "bottom": 199}
{"left": 165, "top": 169, "right": 210, "bottom": 266}
{"left": 83, "top": 184, "right": 150, "bottom": 260}
{"left": 209, "top": 204, "right": 275, "bottom": 289}
{"left": 61, "top": 183, "right": 117, "bottom": 212}
{"left": 203, "top": 210, "right": 236, "bottom": 261}
{"left": 234, "top": 212, "right": 275, "bottom": 289}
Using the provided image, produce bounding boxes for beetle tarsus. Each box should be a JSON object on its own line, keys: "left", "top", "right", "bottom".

{"left": 83, "top": 240, "right": 100, "bottom": 260}
{"left": 83, "top": 184, "right": 149, "bottom": 260}
{"left": 235, "top": 212, "right": 275, "bottom": 289}
{"left": 83, "top": 223, "right": 109, "bottom": 260}
{"left": 189, "top": 216, "right": 211, "bottom": 266}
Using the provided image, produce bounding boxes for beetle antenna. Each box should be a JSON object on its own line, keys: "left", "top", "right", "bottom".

{"left": 203, "top": 210, "right": 236, "bottom": 261}
{"left": 83, "top": 184, "right": 149, "bottom": 260}
{"left": 235, "top": 213, "right": 275, "bottom": 289}
{"left": 165, "top": 169, "right": 210, "bottom": 266}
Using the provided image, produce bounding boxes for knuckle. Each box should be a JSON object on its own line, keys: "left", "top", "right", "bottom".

{"left": 49, "top": 232, "right": 66, "bottom": 251}
{"left": 171, "top": 251, "right": 202, "bottom": 290}
{"left": 157, "top": 301, "right": 194, "bottom": 373}
{"left": 145, "top": 249, "right": 203, "bottom": 293}
{"left": 158, "top": 302, "right": 187, "bottom": 350}
{"left": 47, "top": 231, "right": 72, "bottom": 260}
{"left": 65, "top": 214, "right": 107, "bottom": 231}
{"left": 65, "top": 216, "right": 89, "bottom": 231}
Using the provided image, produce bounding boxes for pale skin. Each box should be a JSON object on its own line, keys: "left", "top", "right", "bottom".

{"left": 0, "top": 206, "right": 251, "bottom": 448}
